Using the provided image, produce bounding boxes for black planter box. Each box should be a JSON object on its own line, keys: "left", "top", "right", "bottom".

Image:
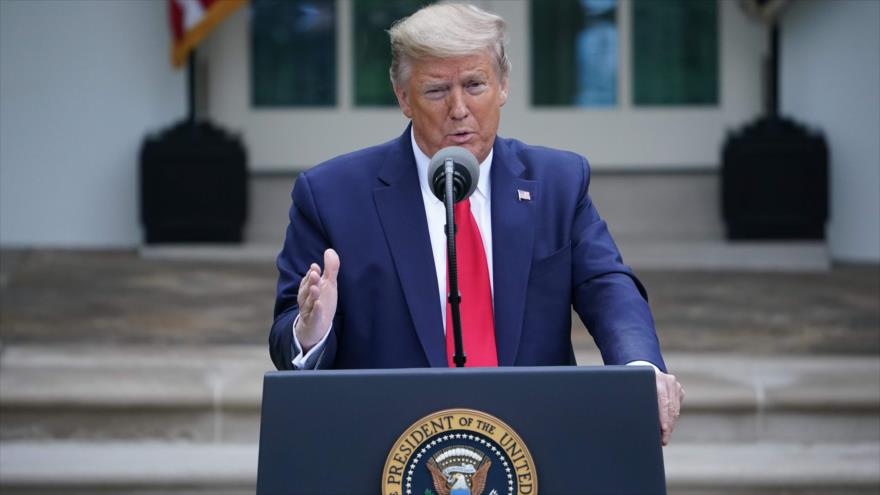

{"left": 721, "top": 117, "right": 828, "bottom": 240}
{"left": 140, "top": 121, "right": 248, "bottom": 244}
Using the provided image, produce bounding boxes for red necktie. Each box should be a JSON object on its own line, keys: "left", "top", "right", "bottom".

{"left": 446, "top": 199, "right": 498, "bottom": 367}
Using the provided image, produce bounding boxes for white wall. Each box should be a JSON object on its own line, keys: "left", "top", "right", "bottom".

{"left": 201, "top": 0, "right": 767, "bottom": 171}
{"left": 0, "top": 0, "right": 186, "bottom": 247}
{"left": 781, "top": 0, "right": 880, "bottom": 263}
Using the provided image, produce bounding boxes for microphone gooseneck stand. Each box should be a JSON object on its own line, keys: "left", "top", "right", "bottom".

{"left": 444, "top": 158, "right": 467, "bottom": 368}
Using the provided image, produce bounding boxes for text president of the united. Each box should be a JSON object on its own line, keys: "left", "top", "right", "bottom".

{"left": 269, "top": 2, "right": 684, "bottom": 445}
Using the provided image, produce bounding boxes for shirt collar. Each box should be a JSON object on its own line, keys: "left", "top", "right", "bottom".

{"left": 412, "top": 126, "right": 492, "bottom": 204}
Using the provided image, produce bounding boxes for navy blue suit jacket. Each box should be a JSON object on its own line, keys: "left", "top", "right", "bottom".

{"left": 270, "top": 126, "right": 666, "bottom": 372}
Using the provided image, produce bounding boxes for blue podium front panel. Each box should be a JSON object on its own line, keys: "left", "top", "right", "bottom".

{"left": 257, "top": 366, "right": 665, "bottom": 495}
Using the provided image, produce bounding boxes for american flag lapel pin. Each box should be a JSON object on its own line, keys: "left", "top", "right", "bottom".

{"left": 517, "top": 189, "right": 531, "bottom": 202}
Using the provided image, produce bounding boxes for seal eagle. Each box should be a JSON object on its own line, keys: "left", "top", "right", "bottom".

{"left": 426, "top": 446, "right": 491, "bottom": 495}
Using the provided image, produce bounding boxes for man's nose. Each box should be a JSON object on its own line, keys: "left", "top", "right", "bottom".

{"left": 448, "top": 88, "right": 469, "bottom": 120}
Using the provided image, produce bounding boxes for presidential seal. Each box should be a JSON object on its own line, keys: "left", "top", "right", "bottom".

{"left": 382, "top": 408, "right": 537, "bottom": 495}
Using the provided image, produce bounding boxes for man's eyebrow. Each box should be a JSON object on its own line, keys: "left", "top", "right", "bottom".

{"left": 420, "top": 78, "right": 450, "bottom": 87}
{"left": 417, "top": 69, "right": 490, "bottom": 88}
{"left": 460, "top": 69, "right": 490, "bottom": 80}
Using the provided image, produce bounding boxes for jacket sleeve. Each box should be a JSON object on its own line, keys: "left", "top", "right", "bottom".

{"left": 269, "top": 172, "right": 340, "bottom": 370}
{"left": 569, "top": 156, "right": 667, "bottom": 372}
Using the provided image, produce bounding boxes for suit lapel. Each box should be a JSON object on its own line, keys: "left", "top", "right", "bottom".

{"left": 491, "top": 139, "right": 536, "bottom": 366}
{"left": 373, "top": 128, "right": 447, "bottom": 367}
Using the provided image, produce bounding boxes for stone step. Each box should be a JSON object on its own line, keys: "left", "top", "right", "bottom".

{"left": 581, "top": 351, "right": 880, "bottom": 444}
{"left": 0, "top": 441, "right": 256, "bottom": 495}
{"left": 0, "top": 441, "right": 877, "bottom": 495}
{"left": 0, "top": 345, "right": 267, "bottom": 443}
{"left": 1, "top": 346, "right": 878, "bottom": 443}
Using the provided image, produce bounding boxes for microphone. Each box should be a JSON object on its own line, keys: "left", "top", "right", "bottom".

{"left": 427, "top": 146, "right": 480, "bottom": 368}
{"left": 427, "top": 146, "right": 479, "bottom": 203}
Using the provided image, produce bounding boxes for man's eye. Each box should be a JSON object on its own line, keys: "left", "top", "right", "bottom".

{"left": 467, "top": 82, "right": 487, "bottom": 92}
{"left": 425, "top": 88, "right": 446, "bottom": 98}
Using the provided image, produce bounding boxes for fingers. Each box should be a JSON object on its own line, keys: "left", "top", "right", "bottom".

{"left": 669, "top": 376, "right": 683, "bottom": 419}
{"left": 656, "top": 378, "right": 671, "bottom": 446}
{"left": 303, "top": 284, "right": 320, "bottom": 315}
{"left": 299, "top": 264, "right": 320, "bottom": 290}
{"left": 655, "top": 371, "right": 685, "bottom": 447}
{"left": 297, "top": 264, "right": 321, "bottom": 318}
{"left": 297, "top": 264, "right": 321, "bottom": 308}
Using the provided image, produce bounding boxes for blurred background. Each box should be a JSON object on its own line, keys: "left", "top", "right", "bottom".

{"left": 1, "top": 0, "right": 878, "bottom": 493}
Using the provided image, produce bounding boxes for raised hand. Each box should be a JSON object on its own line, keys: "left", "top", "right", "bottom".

{"left": 294, "top": 249, "right": 340, "bottom": 351}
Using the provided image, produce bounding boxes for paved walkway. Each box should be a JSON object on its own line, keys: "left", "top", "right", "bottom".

{"left": 1, "top": 249, "right": 878, "bottom": 354}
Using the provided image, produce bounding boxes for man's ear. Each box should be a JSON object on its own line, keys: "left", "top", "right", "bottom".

{"left": 393, "top": 84, "right": 413, "bottom": 118}
{"left": 498, "top": 76, "right": 509, "bottom": 107}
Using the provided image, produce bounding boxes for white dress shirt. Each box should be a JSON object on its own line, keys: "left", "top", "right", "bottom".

{"left": 291, "top": 129, "right": 659, "bottom": 373}
{"left": 413, "top": 130, "right": 495, "bottom": 332}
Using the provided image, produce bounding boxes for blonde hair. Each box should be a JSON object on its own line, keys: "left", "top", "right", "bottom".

{"left": 388, "top": 2, "right": 510, "bottom": 88}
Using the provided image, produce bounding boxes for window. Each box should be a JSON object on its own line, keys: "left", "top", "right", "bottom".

{"left": 352, "top": 0, "right": 424, "bottom": 106}
{"left": 632, "top": 0, "right": 718, "bottom": 105}
{"left": 532, "top": 0, "right": 618, "bottom": 106}
{"left": 251, "top": 0, "right": 337, "bottom": 107}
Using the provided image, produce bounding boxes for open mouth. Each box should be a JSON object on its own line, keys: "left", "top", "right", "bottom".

{"left": 448, "top": 131, "right": 473, "bottom": 143}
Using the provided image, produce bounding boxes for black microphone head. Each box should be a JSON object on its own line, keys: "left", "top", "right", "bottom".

{"left": 427, "top": 146, "right": 480, "bottom": 203}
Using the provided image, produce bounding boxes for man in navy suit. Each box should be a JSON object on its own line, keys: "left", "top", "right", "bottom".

{"left": 270, "top": 2, "right": 684, "bottom": 444}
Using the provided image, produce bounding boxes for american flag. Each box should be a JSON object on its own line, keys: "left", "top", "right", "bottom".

{"left": 169, "top": 0, "right": 246, "bottom": 67}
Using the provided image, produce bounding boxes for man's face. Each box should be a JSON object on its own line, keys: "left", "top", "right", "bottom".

{"left": 394, "top": 52, "right": 508, "bottom": 163}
